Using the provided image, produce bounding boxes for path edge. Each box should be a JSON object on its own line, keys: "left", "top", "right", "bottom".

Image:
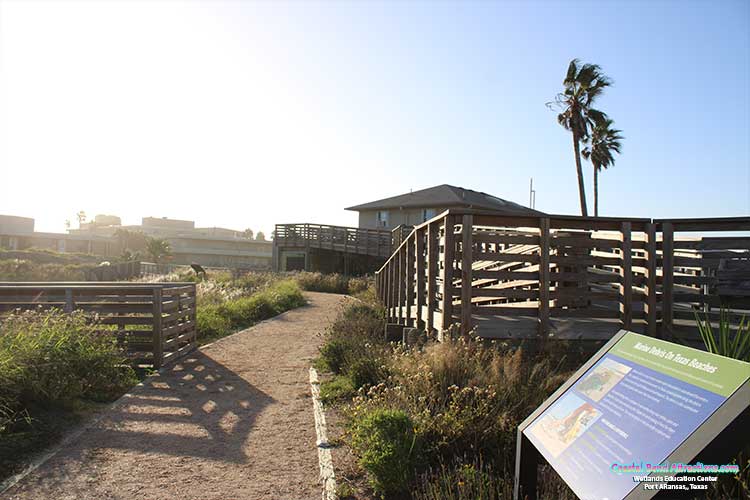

{"left": 309, "top": 367, "right": 337, "bottom": 500}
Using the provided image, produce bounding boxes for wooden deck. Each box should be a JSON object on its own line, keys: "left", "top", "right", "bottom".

{"left": 274, "top": 223, "right": 393, "bottom": 259}
{"left": 375, "top": 210, "right": 750, "bottom": 343}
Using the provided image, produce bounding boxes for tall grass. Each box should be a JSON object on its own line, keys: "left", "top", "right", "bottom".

{"left": 196, "top": 279, "right": 306, "bottom": 343}
{"left": 0, "top": 310, "right": 137, "bottom": 478}
{"left": 694, "top": 308, "right": 750, "bottom": 361}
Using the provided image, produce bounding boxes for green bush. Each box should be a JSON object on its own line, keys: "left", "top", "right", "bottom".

{"left": 195, "top": 279, "right": 306, "bottom": 342}
{"left": 319, "top": 375, "right": 356, "bottom": 405}
{"left": 319, "top": 339, "right": 349, "bottom": 374}
{"left": 196, "top": 305, "right": 232, "bottom": 341}
{"left": 348, "top": 357, "right": 388, "bottom": 390}
{"left": 350, "top": 408, "right": 418, "bottom": 496}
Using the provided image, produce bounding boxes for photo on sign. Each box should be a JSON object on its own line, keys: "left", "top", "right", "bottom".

{"left": 576, "top": 357, "right": 631, "bottom": 402}
{"left": 527, "top": 393, "right": 602, "bottom": 458}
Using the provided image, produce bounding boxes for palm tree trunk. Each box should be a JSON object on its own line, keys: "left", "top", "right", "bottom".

{"left": 572, "top": 132, "right": 588, "bottom": 216}
{"left": 593, "top": 165, "right": 599, "bottom": 217}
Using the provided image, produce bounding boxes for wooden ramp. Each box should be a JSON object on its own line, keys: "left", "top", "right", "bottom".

{"left": 376, "top": 210, "right": 750, "bottom": 343}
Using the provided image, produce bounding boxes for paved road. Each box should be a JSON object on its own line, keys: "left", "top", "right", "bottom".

{"left": 4, "top": 292, "right": 348, "bottom": 500}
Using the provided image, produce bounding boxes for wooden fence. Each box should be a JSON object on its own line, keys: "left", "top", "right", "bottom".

{"left": 0, "top": 282, "right": 197, "bottom": 368}
{"left": 375, "top": 210, "right": 750, "bottom": 343}
{"left": 274, "top": 223, "right": 393, "bottom": 258}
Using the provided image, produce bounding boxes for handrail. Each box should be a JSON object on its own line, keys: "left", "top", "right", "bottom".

{"left": 375, "top": 211, "right": 750, "bottom": 343}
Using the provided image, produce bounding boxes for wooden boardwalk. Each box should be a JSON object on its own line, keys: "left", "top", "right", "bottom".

{"left": 376, "top": 210, "right": 750, "bottom": 342}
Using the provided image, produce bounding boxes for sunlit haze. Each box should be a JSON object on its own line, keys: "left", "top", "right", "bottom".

{"left": 1, "top": 0, "right": 748, "bottom": 235}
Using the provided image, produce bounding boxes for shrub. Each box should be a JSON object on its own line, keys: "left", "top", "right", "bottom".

{"left": 413, "top": 459, "right": 511, "bottom": 500}
{"left": 350, "top": 408, "right": 418, "bottom": 496}
{"left": 195, "top": 279, "right": 305, "bottom": 342}
{"left": 319, "top": 375, "right": 356, "bottom": 405}
{"left": 292, "top": 271, "right": 373, "bottom": 296}
{"left": 196, "top": 305, "right": 232, "bottom": 341}
{"left": 348, "top": 357, "right": 388, "bottom": 390}
{"left": 347, "top": 337, "right": 569, "bottom": 491}
{"left": 0, "top": 310, "right": 137, "bottom": 431}
{"left": 319, "top": 339, "right": 349, "bottom": 374}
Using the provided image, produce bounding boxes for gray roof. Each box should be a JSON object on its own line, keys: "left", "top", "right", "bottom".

{"left": 346, "top": 184, "right": 544, "bottom": 215}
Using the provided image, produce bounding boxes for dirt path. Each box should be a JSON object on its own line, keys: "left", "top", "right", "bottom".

{"left": 4, "top": 292, "right": 349, "bottom": 500}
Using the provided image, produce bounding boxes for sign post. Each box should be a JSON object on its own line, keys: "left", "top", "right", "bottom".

{"left": 514, "top": 330, "right": 750, "bottom": 500}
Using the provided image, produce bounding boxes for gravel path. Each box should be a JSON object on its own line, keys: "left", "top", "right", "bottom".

{"left": 4, "top": 292, "right": 349, "bottom": 500}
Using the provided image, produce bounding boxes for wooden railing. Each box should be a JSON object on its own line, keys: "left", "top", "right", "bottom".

{"left": 375, "top": 210, "right": 750, "bottom": 342}
{"left": 0, "top": 282, "right": 197, "bottom": 368}
{"left": 274, "top": 223, "right": 393, "bottom": 258}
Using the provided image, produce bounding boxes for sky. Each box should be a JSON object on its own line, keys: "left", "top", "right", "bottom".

{"left": 0, "top": 0, "right": 748, "bottom": 236}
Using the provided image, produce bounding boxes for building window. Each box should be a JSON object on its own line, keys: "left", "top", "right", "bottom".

{"left": 376, "top": 210, "right": 389, "bottom": 227}
{"left": 422, "top": 209, "right": 436, "bottom": 222}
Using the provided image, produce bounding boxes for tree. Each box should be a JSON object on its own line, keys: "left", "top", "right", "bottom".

{"left": 243, "top": 228, "right": 254, "bottom": 239}
{"left": 76, "top": 210, "right": 87, "bottom": 227}
{"left": 549, "top": 59, "right": 612, "bottom": 216}
{"left": 582, "top": 118, "right": 623, "bottom": 216}
{"left": 145, "top": 237, "right": 172, "bottom": 263}
{"left": 255, "top": 231, "right": 266, "bottom": 241}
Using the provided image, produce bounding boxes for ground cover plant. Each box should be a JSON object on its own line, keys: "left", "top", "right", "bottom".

{"left": 0, "top": 310, "right": 138, "bottom": 481}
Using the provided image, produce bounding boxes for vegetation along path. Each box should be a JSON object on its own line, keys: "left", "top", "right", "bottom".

{"left": 4, "top": 292, "right": 349, "bottom": 500}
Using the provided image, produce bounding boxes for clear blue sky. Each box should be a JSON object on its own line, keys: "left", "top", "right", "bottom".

{"left": 0, "top": 0, "right": 748, "bottom": 234}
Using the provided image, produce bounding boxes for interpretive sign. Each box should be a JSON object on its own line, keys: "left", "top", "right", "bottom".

{"left": 514, "top": 330, "right": 750, "bottom": 500}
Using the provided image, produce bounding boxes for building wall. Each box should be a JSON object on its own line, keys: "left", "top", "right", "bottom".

{"left": 0, "top": 215, "right": 34, "bottom": 234}
{"left": 358, "top": 207, "right": 441, "bottom": 230}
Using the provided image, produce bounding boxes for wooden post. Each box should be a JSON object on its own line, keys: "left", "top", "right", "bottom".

{"left": 645, "top": 222, "right": 658, "bottom": 337}
{"left": 460, "top": 215, "right": 473, "bottom": 335}
{"left": 405, "top": 237, "right": 415, "bottom": 327}
{"left": 397, "top": 248, "right": 403, "bottom": 323}
{"left": 152, "top": 287, "right": 164, "bottom": 369}
{"left": 415, "top": 228, "right": 426, "bottom": 329}
{"left": 538, "top": 218, "right": 550, "bottom": 342}
{"left": 64, "top": 288, "right": 74, "bottom": 313}
{"left": 427, "top": 222, "right": 438, "bottom": 334}
{"left": 619, "top": 221, "right": 633, "bottom": 330}
{"left": 441, "top": 215, "right": 455, "bottom": 335}
{"left": 190, "top": 283, "right": 198, "bottom": 345}
{"left": 661, "top": 222, "right": 675, "bottom": 335}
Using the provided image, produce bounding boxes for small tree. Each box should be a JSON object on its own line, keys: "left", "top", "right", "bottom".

{"left": 255, "top": 231, "right": 266, "bottom": 241}
{"left": 243, "top": 228, "right": 254, "bottom": 239}
{"left": 146, "top": 237, "right": 172, "bottom": 263}
{"left": 76, "top": 211, "right": 87, "bottom": 227}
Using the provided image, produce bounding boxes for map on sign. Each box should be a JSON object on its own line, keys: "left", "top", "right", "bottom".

{"left": 524, "top": 331, "right": 750, "bottom": 500}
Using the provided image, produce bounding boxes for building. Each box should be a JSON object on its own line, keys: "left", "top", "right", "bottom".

{"left": 346, "top": 184, "right": 543, "bottom": 230}
{"left": 0, "top": 214, "right": 112, "bottom": 254}
{"left": 274, "top": 184, "right": 542, "bottom": 274}
{"left": 1, "top": 214, "right": 272, "bottom": 269}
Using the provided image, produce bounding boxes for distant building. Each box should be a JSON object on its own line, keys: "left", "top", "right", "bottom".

{"left": 1, "top": 214, "right": 272, "bottom": 269}
{"left": 346, "top": 184, "right": 544, "bottom": 230}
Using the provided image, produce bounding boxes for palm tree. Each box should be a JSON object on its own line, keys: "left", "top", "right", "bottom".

{"left": 145, "top": 237, "right": 172, "bottom": 263}
{"left": 549, "top": 59, "right": 612, "bottom": 216}
{"left": 582, "top": 119, "right": 623, "bottom": 216}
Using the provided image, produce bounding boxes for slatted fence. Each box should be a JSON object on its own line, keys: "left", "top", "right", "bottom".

{"left": 0, "top": 282, "right": 197, "bottom": 368}
{"left": 375, "top": 210, "right": 750, "bottom": 343}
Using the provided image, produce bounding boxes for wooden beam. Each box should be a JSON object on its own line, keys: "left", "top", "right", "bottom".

{"left": 427, "top": 222, "right": 438, "bottom": 333}
{"left": 645, "top": 223, "right": 658, "bottom": 337}
{"left": 415, "top": 228, "right": 426, "bottom": 329}
{"left": 152, "top": 287, "right": 163, "bottom": 370}
{"left": 461, "top": 215, "right": 474, "bottom": 335}
{"left": 405, "top": 237, "right": 415, "bottom": 327}
{"left": 440, "top": 215, "right": 456, "bottom": 337}
{"left": 619, "top": 221, "right": 633, "bottom": 329}
{"left": 661, "top": 222, "right": 675, "bottom": 335}
{"left": 538, "top": 218, "right": 550, "bottom": 342}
